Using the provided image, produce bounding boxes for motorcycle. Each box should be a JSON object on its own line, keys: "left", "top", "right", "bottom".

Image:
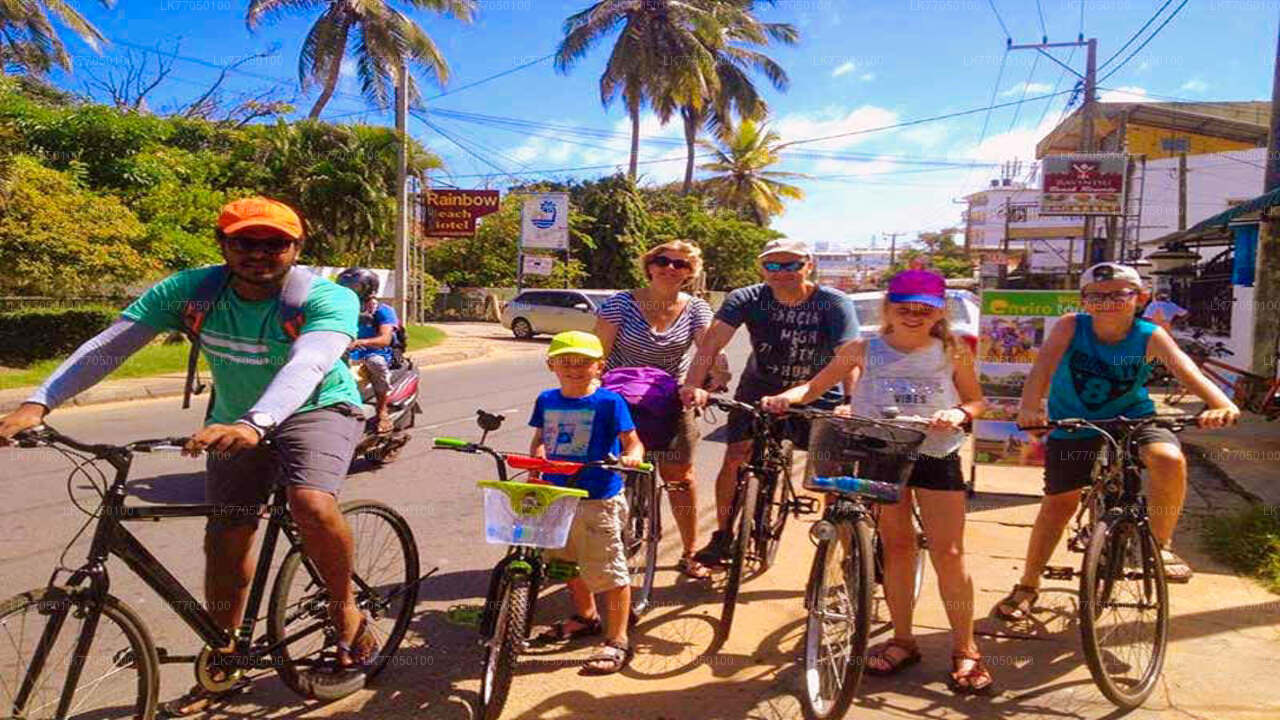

{"left": 348, "top": 353, "right": 422, "bottom": 465}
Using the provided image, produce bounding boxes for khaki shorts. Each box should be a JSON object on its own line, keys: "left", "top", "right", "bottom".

{"left": 547, "top": 494, "right": 630, "bottom": 594}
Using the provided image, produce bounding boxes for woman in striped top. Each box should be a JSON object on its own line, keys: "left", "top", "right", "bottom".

{"left": 594, "top": 240, "right": 716, "bottom": 579}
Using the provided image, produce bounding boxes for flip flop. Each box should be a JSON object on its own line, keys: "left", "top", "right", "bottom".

{"left": 336, "top": 616, "right": 381, "bottom": 669}
{"left": 676, "top": 554, "right": 712, "bottom": 579}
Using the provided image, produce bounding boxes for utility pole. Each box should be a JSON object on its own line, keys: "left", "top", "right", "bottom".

{"left": 885, "top": 232, "right": 904, "bottom": 266}
{"left": 1009, "top": 35, "right": 1099, "bottom": 288}
{"left": 1177, "top": 152, "right": 1188, "bottom": 231}
{"left": 1253, "top": 10, "right": 1280, "bottom": 376}
{"left": 999, "top": 196, "right": 1012, "bottom": 288}
{"left": 394, "top": 61, "right": 409, "bottom": 323}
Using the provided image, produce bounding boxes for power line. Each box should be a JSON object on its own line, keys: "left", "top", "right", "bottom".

{"left": 1099, "top": 0, "right": 1189, "bottom": 83}
{"left": 985, "top": 0, "right": 1012, "bottom": 40}
{"left": 1007, "top": 53, "right": 1041, "bottom": 131}
{"left": 1098, "top": 0, "right": 1175, "bottom": 71}
{"left": 1034, "top": 0, "right": 1048, "bottom": 40}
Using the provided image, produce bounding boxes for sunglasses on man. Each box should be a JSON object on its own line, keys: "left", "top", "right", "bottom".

{"left": 222, "top": 235, "right": 297, "bottom": 255}
{"left": 648, "top": 255, "right": 693, "bottom": 270}
{"left": 762, "top": 260, "right": 806, "bottom": 272}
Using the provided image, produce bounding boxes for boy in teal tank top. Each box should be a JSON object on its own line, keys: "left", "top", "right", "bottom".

{"left": 995, "top": 263, "right": 1238, "bottom": 621}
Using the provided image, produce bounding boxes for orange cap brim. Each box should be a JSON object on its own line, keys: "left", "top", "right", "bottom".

{"left": 220, "top": 218, "right": 303, "bottom": 240}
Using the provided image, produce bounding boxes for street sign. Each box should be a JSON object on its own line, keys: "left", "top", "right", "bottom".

{"left": 1040, "top": 153, "right": 1127, "bottom": 216}
{"left": 424, "top": 189, "right": 500, "bottom": 238}
{"left": 522, "top": 255, "right": 554, "bottom": 276}
{"left": 521, "top": 192, "right": 569, "bottom": 249}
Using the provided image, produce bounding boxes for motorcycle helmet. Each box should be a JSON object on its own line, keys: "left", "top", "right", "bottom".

{"left": 336, "top": 267, "right": 379, "bottom": 303}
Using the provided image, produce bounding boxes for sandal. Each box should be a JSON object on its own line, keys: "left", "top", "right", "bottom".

{"left": 864, "top": 637, "right": 921, "bottom": 676}
{"left": 336, "top": 615, "right": 381, "bottom": 669}
{"left": 948, "top": 650, "right": 995, "bottom": 696}
{"left": 158, "top": 680, "right": 248, "bottom": 717}
{"left": 583, "top": 639, "right": 632, "bottom": 675}
{"left": 677, "top": 554, "right": 712, "bottom": 580}
{"left": 531, "top": 613, "right": 602, "bottom": 645}
{"left": 994, "top": 583, "right": 1039, "bottom": 621}
{"left": 1160, "top": 548, "right": 1193, "bottom": 584}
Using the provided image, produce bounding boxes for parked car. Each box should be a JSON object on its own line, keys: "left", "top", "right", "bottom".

{"left": 500, "top": 289, "right": 620, "bottom": 339}
{"left": 845, "top": 289, "right": 980, "bottom": 353}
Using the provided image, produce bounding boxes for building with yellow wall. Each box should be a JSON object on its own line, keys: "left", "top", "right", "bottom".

{"left": 1035, "top": 101, "right": 1268, "bottom": 160}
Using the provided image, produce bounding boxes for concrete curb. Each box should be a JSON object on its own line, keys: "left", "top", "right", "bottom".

{"left": 0, "top": 332, "right": 491, "bottom": 414}
{"left": 1181, "top": 440, "right": 1266, "bottom": 505}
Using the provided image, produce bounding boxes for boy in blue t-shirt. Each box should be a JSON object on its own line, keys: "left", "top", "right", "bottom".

{"left": 528, "top": 330, "right": 644, "bottom": 674}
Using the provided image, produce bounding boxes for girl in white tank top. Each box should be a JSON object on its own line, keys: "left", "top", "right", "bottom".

{"left": 760, "top": 269, "right": 993, "bottom": 695}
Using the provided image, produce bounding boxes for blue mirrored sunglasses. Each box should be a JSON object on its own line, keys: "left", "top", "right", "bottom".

{"left": 762, "top": 260, "right": 806, "bottom": 272}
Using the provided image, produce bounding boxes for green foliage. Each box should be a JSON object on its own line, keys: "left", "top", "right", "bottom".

{"left": 0, "top": 305, "right": 120, "bottom": 366}
{"left": 1201, "top": 504, "right": 1280, "bottom": 594}
{"left": 0, "top": 156, "right": 157, "bottom": 297}
{"left": 884, "top": 229, "right": 975, "bottom": 280}
{"left": 645, "top": 192, "right": 780, "bottom": 290}
{"left": 570, "top": 175, "right": 648, "bottom": 289}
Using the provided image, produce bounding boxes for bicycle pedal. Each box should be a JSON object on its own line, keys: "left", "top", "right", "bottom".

{"left": 545, "top": 559, "right": 579, "bottom": 581}
{"left": 1042, "top": 565, "right": 1076, "bottom": 581}
{"left": 790, "top": 497, "right": 819, "bottom": 516}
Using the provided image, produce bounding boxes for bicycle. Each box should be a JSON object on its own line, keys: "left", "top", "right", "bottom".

{"left": 797, "top": 410, "right": 931, "bottom": 720}
{"left": 432, "top": 411, "right": 653, "bottom": 720}
{"left": 1027, "top": 414, "right": 1195, "bottom": 710}
{"left": 1, "top": 425, "right": 426, "bottom": 720}
{"left": 1164, "top": 334, "right": 1276, "bottom": 418}
{"left": 704, "top": 397, "right": 820, "bottom": 643}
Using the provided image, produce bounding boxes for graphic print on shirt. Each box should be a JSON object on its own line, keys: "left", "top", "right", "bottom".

{"left": 542, "top": 407, "right": 596, "bottom": 458}
{"left": 1067, "top": 347, "right": 1141, "bottom": 411}
{"left": 870, "top": 377, "right": 946, "bottom": 410}
{"left": 764, "top": 306, "right": 824, "bottom": 382}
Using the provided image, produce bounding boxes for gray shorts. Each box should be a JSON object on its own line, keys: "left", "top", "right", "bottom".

{"left": 206, "top": 405, "right": 363, "bottom": 528}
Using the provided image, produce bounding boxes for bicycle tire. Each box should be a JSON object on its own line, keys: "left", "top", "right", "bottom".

{"left": 624, "top": 470, "right": 661, "bottom": 618}
{"left": 480, "top": 573, "right": 530, "bottom": 720}
{"left": 268, "top": 500, "right": 420, "bottom": 700}
{"left": 720, "top": 470, "right": 759, "bottom": 642}
{"left": 0, "top": 586, "right": 160, "bottom": 719}
{"left": 801, "top": 516, "right": 874, "bottom": 720}
{"left": 755, "top": 440, "right": 794, "bottom": 572}
{"left": 1080, "top": 516, "right": 1169, "bottom": 709}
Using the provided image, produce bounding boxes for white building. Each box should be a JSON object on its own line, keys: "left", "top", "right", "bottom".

{"left": 964, "top": 179, "right": 1086, "bottom": 282}
{"left": 813, "top": 249, "right": 894, "bottom": 291}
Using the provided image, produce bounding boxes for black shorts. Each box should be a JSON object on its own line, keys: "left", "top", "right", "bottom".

{"left": 906, "top": 452, "right": 966, "bottom": 492}
{"left": 1042, "top": 426, "right": 1180, "bottom": 496}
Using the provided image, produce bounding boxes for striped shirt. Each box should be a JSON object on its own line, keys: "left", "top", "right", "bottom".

{"left": 598, "top": 291, "right": 713, "bottom": 380}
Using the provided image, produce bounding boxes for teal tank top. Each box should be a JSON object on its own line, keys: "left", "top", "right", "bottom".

{"left": 1047, "top": 314, "right": 1157, "bottom": 438}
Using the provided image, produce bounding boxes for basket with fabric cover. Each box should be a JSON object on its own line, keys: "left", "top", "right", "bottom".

{"left": 806, "top": 416, "right": 927, "bottom": 492}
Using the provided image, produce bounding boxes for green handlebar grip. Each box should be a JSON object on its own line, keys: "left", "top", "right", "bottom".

{"left": 637, "top": 462, "right": 654, "bottom": 473}
{"left": 433, "top": 437, "right": 469, "bottom": 449}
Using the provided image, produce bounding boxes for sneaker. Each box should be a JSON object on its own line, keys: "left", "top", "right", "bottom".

{"left": 693, "top": 530, "right": 734, "bottom": 567}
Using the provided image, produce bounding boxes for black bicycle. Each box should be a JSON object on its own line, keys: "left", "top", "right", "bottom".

{"left": 1029, "top": 414, "right": 1195, "bottom": 710}
{"left": 705, "top": 397, "right": 820, "bottom": 643}
{"left": 2, "top": 425, "right": 427, "bottom": 719}
{"left": 622, "top": 449, "right": 662, "bottom": 618}
{"left": 433, "top": 411, "right": 653, "bottom": 720}
{"left": 798, "top": 410, "right": 930, "bottom": 720}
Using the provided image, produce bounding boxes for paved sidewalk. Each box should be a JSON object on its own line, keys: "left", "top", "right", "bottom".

{"left": 0, "top": 322, "right": 506, "bottom": 414}
{"left": 1177, "top": 411, "right": 1280, "bottom": 508}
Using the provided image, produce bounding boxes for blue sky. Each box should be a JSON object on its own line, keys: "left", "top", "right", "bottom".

{"left": 51, "top": 1, "right": 1278, "bottom": 249}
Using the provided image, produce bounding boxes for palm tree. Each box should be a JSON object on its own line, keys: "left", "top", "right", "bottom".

{"left": 668, "top": 2, "right": 796, "bottom": 194}
{"left": 698, "top": 117, "right": 803, "bottom": 225}
{"left": 0, "top": 1, "right": 112, "bottom": 76}
{"left": 246, "top": 0, "right": 475, "bottom": 119}
{"left": 555, "top": 0, "right": 721, "bottom": 181}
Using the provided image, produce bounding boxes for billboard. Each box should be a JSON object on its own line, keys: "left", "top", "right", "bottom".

{"left": 522, "top": 255, "right": 554, "bottom": 276}
{"left": 1041, "top": 154, "right": 1127, "bottom": 216}
{"left": 424, "top": 190, "right": 501, "bottom": 237}
{"left": 521, "top": 192, "right": 570, "bottom": 249}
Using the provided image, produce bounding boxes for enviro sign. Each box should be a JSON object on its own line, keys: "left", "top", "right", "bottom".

{"left": 424, "top": 189, "right": 501, "bottom": 238}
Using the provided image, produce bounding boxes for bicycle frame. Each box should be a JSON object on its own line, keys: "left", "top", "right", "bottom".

{"left": 726, "top": 409, "right": 800, "bottom": 524}
{"left": 1196, "top": 357, "right": 1280, "bottom": 418}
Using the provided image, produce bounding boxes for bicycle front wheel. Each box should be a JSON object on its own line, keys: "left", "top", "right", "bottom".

{"left": 1080, "top": 516, "right": 1169, "bottom": 709}
{"left": 480, "top": 573, "right": 530, "bottom": 720}
{"left": 268, "top": 500, "right": 420, "bottom": 700}
{"left": 719, "top": 470, "right": 759, "bottom": 643}
{"left": 801, "top": 516, "right": 874, "bottom": 720}
{"left": 624, "top": 470, "right": 661, "bottom": 618}
{"left": 755, "top": 440, "right": 795, "bottom": 572}
{"left": 0, "top": 586, "right": 159, "bottom": 719}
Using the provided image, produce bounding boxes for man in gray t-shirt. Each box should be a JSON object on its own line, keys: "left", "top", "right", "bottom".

{"left": 681, "top": 239, "right": 859, "bottom": 566}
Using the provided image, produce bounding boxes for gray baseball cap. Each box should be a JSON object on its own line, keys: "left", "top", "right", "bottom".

{"left": 758, "top": 238, "right": 812, "bottom": 259}
{"left": 1080, "top": 262, "right": 1144, "bottom": 290}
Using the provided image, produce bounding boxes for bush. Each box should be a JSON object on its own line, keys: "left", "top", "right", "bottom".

{"left": 1201, "top": 504, "right": 1280, "bottom": 594}
{"left": 0, "top": 306, "right": 121, "bottom": 366}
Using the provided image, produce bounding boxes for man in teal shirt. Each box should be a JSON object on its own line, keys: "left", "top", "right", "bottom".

{"left": 0, "top": 197, "right": 374, "bottom": 715}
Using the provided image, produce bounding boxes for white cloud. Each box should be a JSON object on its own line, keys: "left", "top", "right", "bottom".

{"left": 773, "top": 105, "right": 899, "bottom": 151}
{"left": 860, "top": 72, "right": 875, "bottom": 82}
{"left": 831, "top": 61, "right": 856, "bottom": 78}
{"left": 1000, "top": 81, "right": 1053, "bottom": 97}
{"left": 1180, "top": 78, "right": 1209, "bottom": 93}
{"left": 1099, "top": 86, "right": 1151, "bottom": 103}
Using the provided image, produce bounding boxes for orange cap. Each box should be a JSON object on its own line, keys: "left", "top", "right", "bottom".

{"left": 217, "top": 196, "right": 304, "bottom": 240}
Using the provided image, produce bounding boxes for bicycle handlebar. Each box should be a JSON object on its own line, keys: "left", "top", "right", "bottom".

{"left": 1018, "top": 414, "right": 1196, "bottom": 434}
{"left": 11, "top": 425, "right": 193, "bottom": 455}
{"left": 431, "top": 437, "right": 654, "bottom": 475}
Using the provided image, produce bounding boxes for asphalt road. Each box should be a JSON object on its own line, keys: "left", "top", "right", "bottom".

{"left": 0, "top": 324, "right": 753, "bottom": 718}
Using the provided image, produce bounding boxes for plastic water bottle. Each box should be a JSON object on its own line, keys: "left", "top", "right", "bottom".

{"left": 808, "top": 475, "right": 902, "bottom": 503}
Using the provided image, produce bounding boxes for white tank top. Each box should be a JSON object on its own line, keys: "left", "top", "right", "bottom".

{"left": 849, "top": 336, "right": 965, "bottom": 457}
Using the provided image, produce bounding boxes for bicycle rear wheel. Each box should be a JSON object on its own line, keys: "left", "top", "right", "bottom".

{"left": 0, "top": 586, "right": 159, "bottom": 719}
{"left": 1080, "top": 516, "right": 1169, "bottom": 709}
{"left": 624, "top": 470, "right": 661, "bottom": 618}
{"left": 755, "top": 440, "right": 795, "bottom": 572}
{"left": 801, "top": 515, "right": 874, "bottom": 720}
{"left": 719, "top": 470, "right": 758, "bottom": 642}
{"left": 480, "top": 573, "right": 530, "bottom": 720}
{"left": 268, "top": 500, "right": 420, "bottom": 700}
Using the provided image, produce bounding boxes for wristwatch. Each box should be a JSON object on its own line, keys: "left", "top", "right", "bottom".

{"left": 237, "top": 411, "right": 276, "bottom": 439}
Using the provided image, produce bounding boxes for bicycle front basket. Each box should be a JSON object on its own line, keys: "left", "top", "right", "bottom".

{"left": 478, "top": 480, "right": 589, "bottom": 548}
{"left": 807, "top": 416, "right": 928, "bottom": 491}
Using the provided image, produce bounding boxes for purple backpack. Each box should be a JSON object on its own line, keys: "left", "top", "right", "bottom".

{"left": 602, "top": 366, "right": 682, "bottom": 451}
